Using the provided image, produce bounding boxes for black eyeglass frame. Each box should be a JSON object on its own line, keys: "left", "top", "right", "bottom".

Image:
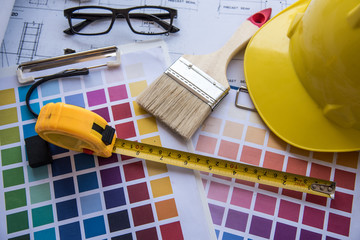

{"left": 64, "top": 5, "right": 179, "bottom": 35}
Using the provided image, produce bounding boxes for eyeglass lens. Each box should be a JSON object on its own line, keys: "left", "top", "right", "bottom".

{"left": 70, "top": 8, "right": 114, "bottom": 34}
{"left": 128, "top": 7, "right": 172, "bottom": 34}
{"left": 70, "top": 7, "right": 173, "bottom": 35}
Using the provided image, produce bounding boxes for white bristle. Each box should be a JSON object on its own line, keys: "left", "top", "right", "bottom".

{"left": 136, "top": 74, "right": 212, "bottom": 139}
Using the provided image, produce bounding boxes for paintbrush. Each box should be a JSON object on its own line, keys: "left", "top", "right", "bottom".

{"left": 137, "top": 8, "right": 271, "bottom": 139}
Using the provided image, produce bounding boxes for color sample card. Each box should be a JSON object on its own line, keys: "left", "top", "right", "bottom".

{"left": 0, "top": 43, "right": 214, "bottom": 240}
{"left": 192, "top": 90, "right": 360, "bottom": 240}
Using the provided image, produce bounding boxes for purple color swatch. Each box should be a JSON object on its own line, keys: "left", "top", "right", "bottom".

{"left": 208, "top": 204, "right": 225, "bottom": 225}
{"left": 92, "top": 107, "right": 110, "bottom": 122}
{"left": 100, "top": 167, "right": 122, "bottom": 187}
{"left": 225, "top": 209, "right": 248, "bottom": 232}
{"left": 274, "top": 222, "right": 297, "bottom": 240}
{"left": 87, "top": 89, "right": 107, "bottom": 107}
{"left": 249, "top": 216, "right": 272, "bottom": 238}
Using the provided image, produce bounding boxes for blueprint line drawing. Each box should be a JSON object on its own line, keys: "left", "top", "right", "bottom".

{"left": 16, "top": 21, "right": 43, "bottom": 64}
{"left": 1, "top": 0, "right": 295, "bottom": 88}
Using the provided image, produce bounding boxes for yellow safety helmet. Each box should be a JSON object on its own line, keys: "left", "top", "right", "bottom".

{"left": 244, "top": 0, "right": 360, "bottom": 152}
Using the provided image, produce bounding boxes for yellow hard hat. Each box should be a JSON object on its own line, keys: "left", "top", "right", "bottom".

{"left": 244, "top": 0, "right": 360, "bottom": 152}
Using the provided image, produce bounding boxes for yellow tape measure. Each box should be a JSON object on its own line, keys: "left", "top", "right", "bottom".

{"left": 35, "top": 103, "right": 336, "bottom": 198}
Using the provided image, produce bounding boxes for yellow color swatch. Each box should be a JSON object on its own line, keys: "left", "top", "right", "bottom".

{"left": 141, "top": 135, "right": 162, "bottom": 146}
{"left": 223, "top": 120, "right": 244, "bottom": 140}
{"left": 267, "top": 132, "right": 287, "bottom": 151}
{"left": 150, "top": 177, "right": 173, "bottom": 198}
{"left": 0, "top": 89, "right": 16, "bottom": 106}
{"left": 137, "top": 117, "right": 158, "bottom": 135}
{"left": 155, "top": 198, "right": 178, "bottom": 221}
{"left": 245, "top": 126, "right": 266, "bottom": 145}
{"left": 133, "top": 101, "right": 147, "bottom": 116}
{"left": 129, "top": 80, "right": 147, "bottom": 97}
{"left": 146, "top": 160, "right": 168, "bottom": 176}
{"left": 142, "top": 136, "right": 168, "bottom": 176}
{"left": 0, "top": 108, "right": 18, "bottom": 126}
{"left": 201, "top": 116, "right": 222, "bottom": 134}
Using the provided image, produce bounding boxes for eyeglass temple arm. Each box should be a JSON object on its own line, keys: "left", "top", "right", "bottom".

{"left": 64, "top": 19, "right": 95, "bottom": 35}
{"left": 64, "top": 13, "right": 179, "bottom": 34}
{"left": 64, "top": 14, "right": 113, "bottom": 35}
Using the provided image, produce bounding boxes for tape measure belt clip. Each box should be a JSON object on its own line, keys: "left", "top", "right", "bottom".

{"left": 91, "top": 123, "right": 116, "bottom": 146}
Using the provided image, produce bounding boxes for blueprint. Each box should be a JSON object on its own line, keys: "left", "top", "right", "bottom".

{"left": 1, "top": 0, "right": 295, "bottom": 88}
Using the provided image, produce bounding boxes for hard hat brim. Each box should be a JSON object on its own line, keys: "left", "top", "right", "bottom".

{"left": 244, "top": 0, "right": 360, "bottom": 152}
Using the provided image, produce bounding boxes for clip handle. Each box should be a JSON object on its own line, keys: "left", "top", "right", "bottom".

{"left": 17, "top": 68, "right": 35, "bottom": 84}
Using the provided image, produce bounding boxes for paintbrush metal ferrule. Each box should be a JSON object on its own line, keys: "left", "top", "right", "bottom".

{"left": 165, "top": 57, "right": 229, "bottom": 110}
{"left": 136, "top": 8, "right": 272, "bottom": 139}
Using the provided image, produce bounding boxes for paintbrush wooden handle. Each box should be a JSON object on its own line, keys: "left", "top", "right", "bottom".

{"left": 183, "top": 9, "right": 271, "bottom": 88}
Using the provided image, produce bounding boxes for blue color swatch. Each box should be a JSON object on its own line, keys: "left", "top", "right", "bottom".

{"left": 56, "top": 199, "right": 78, "bottom": 221}
{"left": 83, "top": 215, "right": 106, "bottom": 238}
{"left": 65, "top": 93, "right": 85, "bottom": 108}
{"left": 51, "top": 156, "right": 72, "bottom": 176}
{"left": 59, "top": 222, "right": 81, "bottom": 240}
{"left": 80, "top": 193, "right": 102, "bottom": 215}
{"left": 77, "top": 172, "right": 99, "bottom": 192}
{"left": 74, "top": 153, "right": 95, "bottom": 171}
{"left": 19, "top": 85, "right": 38, "bottom": 102}
{"left": 53, "top": 177, "right": 75, "bottom": 198}
{"left": 104, "top": 187, "right": 126, "bottom": 209}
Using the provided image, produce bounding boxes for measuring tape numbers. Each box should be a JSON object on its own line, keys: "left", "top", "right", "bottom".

{"left": 114, "top": 139, "right": 335, "bottom": 198}
{"left": 35, "top": 102, "right": 336, "bottom": 198}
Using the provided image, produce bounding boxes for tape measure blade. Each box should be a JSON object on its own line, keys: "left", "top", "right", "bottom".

{"left": 113, "top": 139, "right": 335, "bottom": 198}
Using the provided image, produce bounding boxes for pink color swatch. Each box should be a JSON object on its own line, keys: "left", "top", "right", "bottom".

{"left": 123, "top": 161, "right": 145, "bottom": 182}
{"left": 218, "top": 140, "right": 239, "bottom": 160}
{"left": 230, "top": 187, "right": 253, "bottom": 208}
{"left": 195, "top": 135, "right": 217, "bottom": 154}
{"left": 240, "top": 146, "right": 262, "bottom": 165}
{"left": 334, "top": 169, "right": 356, "bottom": 190}
{"left": 327, "top": 213, "right": 351, "bottom": 236}
{"left": 112, "top": 102, "right": 132, "bottom": 121}
{"left": 254, "top": 193, "right": 277, "bottom": 215}
{"left": 108, "top": 85, "right": 128, "bottom": 102}
{"left": 207, "top": 181, "right": 230, "bottom": 202}
{"left": 278, "top": 199, "right": 301, "bottom": 222}
{"left": 115, "top": 121, "right": 136, "bottom": 139}
{"left": 302, "top": 206, "right": 325, "bottom": 229}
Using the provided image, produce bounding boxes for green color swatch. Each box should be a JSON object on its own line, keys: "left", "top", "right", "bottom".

{"left": 0, "top": 127, "right": 20, "bottom": 146}
{"left": 6, "top": 211, "right": 29, "bottom": 233}
{"left": 0, "top": 88, "right": 16, "bottom": 106}
{"left": 2, "top": 146, "right": 22, "bottom": 166}
{"left": 27, "top": 165, "right": 49, "bottom": 182}
{"left": 0, "top": 108, "right": 18, "bottom": 126}
{"left": 8, "top": 234, "right": 30, "bottom": 240}
{"left": 3, "top": 167, "right": 25, "bottom": 188}
{"left": 32, "top": 205, "right": 54, "bottom": 227}
{"left": 30, "top": 183, "right": 51, "bottom": 204}
{"left": 5, "top": 188, "right": 27, "bottom": 210}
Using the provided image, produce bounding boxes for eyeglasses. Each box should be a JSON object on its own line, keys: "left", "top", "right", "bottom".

{"left": 63, "top": 5, "right": 179, "bottom": 35}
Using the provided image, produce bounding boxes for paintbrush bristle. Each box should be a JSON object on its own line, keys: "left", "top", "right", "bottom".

{"left": 136, "top": 74, "right": 211, "bottom": 139}
{"left": 136, "top": 15, "right": 267, "bottom": 140}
